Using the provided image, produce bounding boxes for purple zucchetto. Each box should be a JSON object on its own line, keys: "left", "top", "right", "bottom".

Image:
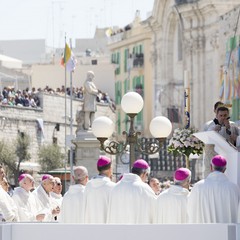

{"left": 133, "top": 159, "right": 149, "bottom": 169}
{"left": 18, "top": 173, "right": 34, "bottom": 183}
{"left": 174, "top": 168, "right": 191, "bottom": 181}
{"left": 42, "top": 174, "right": 53, "bottom": 182}
{"left": 97, "top": 156, "right": 111, "bottom": 167}
{"left": 18, "top": 174, "right": 27, "bottom": 183}
{"left": 211, "top": 155, "right": 227, "bottom": 167}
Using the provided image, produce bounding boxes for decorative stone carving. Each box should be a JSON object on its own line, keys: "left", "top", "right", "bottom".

{"left": 184, "top": 36, "right": 205, "bottom": 54}
{"left": 75, "top": 110, "right": 85, "bottom": 134}
{"left": 209, "top": 31, "right": 219, "bottom": 49}
{"left": 149, "top": 50, "right": 157, "bottom": 65}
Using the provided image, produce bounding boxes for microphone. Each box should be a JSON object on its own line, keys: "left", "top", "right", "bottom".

{"left": 213, "top": 117, "right": 231, "bottom": 135}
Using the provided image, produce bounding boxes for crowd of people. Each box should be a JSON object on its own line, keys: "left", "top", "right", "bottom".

{"left": 0, "top": 153, "right": 239, "bottom": 224}
{"left": 0, "top": 98, "right": 240, "bottom": 223}
{"left": 0, "top": 85, "right": 116, "bottom": 111}
{"left": 0, "top": 86, "right": 41, "bottom": 108}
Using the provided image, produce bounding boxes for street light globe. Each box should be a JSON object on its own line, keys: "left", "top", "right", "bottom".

{"left": 121, "top": 92, "right": 144, "bottom": 114}
{"left": 92, "top": 116, "right": 114, "bottom": 138}
{"left": 149, "top": 116, "right": 172, "bottom": 138}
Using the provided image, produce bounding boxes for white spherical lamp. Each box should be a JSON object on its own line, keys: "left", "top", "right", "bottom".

{"left": 92, "top": 116, "right": 114, "bottom": 138}
{"left": 121, "top": 92, "right": 144, "bottom": 114}
{"left": 149, "top": 116, "right": 172, "bottom": 138}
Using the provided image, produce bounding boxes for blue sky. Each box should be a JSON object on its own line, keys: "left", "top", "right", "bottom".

{"left": 0, "top": 0, "right": 154, "bottom": 48}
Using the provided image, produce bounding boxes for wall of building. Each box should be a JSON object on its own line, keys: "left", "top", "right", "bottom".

{"left": 108, "top": 14, "right": 154, "bottom": 139}
{"left": 0, "top": 92, "right": 115, "bottom": 169}
{"left": 28, "top": 61, "right": 115, "bottom": 100}
{"left": 219, "top": 6, "right": 240, "bottom": 120}
{"left": 151, "top": 0, "right": 240, "bottom": 130}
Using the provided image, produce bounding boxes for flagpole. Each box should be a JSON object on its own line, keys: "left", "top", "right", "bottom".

{"left": 64, "top": 34, "right": 67, "bottom": 191}
{"left": 184, "top": 70, "right": 190, "bottom": 169}
{"left": 69, "top": 38, "right": 74, "bottom": 185}
{"left": 184, "top": 70, "right": 190, "bottom": 130}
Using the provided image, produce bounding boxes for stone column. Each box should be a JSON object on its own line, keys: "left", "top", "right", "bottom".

{"left": 72, "top": 129, "right": 100, "bottom": 179}
{"left": 202, "top": 144, "right": 217, "bottom": 178}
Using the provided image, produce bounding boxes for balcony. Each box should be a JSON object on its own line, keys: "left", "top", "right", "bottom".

{"left": 133, "top": 53, "right": 144, "bottom": 68}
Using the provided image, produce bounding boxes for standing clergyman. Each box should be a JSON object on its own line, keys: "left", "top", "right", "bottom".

{"left": 155, "top": 168, "right": 191, "bottom": 223}
{"left": 107, "top": 159, "right": 156, "bottom": 224}
{"left": 188, "top": 155, "right": 240, "bottom": 223}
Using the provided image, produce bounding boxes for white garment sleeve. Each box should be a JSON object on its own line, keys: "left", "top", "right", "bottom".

{"left": 236, "top": 136, "right": 240, "bottom": 147}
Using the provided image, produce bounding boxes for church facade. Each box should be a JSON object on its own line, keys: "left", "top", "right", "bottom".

{"left": 149, "top": 0, "right": 240, "bottom": 129}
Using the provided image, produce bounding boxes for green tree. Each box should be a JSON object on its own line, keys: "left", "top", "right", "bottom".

{"left": 38, "top": 144, "right": 65, "bottom": 171}
{"left": 0, "top": 140, "right": 17, "bottom": 178}
{"left": 15, "top": 132, "right": 31, "bottom": 172}
{"left": 0, "top": 132, "right": 31, "bottom": 185}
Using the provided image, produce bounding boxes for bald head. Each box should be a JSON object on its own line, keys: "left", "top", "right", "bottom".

{"left": 73, "top": 166, "right": 88, "bottom": 185}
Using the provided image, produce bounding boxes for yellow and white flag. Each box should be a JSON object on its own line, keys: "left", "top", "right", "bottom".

{"left": 61, "top": 43, "right": 77, "bottom": 72}
{"left": 105, "top": 28, "right": 113, "bottom": 37}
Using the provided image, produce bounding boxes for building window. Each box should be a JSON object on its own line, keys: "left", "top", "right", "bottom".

{"left": 111, "top": 52, "right": 121, "bottom": 75}
{"left": 167, "top": 107, "right": 180, "bottom": 123}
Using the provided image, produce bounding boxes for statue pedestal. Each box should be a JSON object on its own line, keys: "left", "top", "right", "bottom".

{"left": 73, "top": 130, "right": 100, "bottom": 178}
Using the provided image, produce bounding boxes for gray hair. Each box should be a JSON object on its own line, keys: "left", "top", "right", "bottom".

{"left": 19, "top": 174, "right": 34, "bottom": 187}
{"left": 174, "top": 175, "right": 191, "bottom": 187}
{"left": 73, "top": 166, "right": 88, "bottom": 184}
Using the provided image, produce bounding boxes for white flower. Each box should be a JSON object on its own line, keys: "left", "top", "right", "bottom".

{"left": 168, "top": 127, "right": 204, "bottom": 157}
{"left": 184, "top": 141, "right": 191, "bottom": 147}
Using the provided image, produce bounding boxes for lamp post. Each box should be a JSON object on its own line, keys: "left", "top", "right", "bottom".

{"left": 92, "top": 92, "right": 172, "bottom": 171}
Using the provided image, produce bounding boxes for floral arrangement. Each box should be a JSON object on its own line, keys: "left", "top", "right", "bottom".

{"left": 167, "top": 128, "right": 204, "bottom": 158}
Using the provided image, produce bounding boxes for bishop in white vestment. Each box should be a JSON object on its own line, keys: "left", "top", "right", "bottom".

{"left": 155, "top": 168, "right": 191, "bottom": 223}
{"left": 12, "top": 174, "right": 44, "bottom": 222}
{"left": 188, "top": 155, "right": 240, "bottom": 223}
{"left": 60, "top": 166, "right": 88, "bottom": 223}
{"left": 107, "top": 159, "right": 156, "bottom": 224}
{"left": 83, "top": 156, "right": 115, "bottom": 223}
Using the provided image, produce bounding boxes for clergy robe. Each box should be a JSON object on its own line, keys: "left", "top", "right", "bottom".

{"left": 155, "top": 185, "right": 189, "bottom": 223}
{"left": 12, "top": 187, "right": 41, "bottom": 221}
{"left": 206, "top": 121, "right": 240, "bottom": 146}
{"left": 59, "top": 184, "right": 85, "bottom": 223}
{"left": 188, "top": 171, "right": 240, "bottom": 223}
{"left": 0, "top": 186, "right": 18, "bottom": 222}
{"left": 107, "top": 173, "right": 156, "bottom": 224}
{"left": 50, "top": 192, "right": 62, "bottom": 208}
{"left": 83, "top": 175, "right": 115, "bottom": 223}
{"left": 32, "top": 185, "right": 55, "bottom": 221}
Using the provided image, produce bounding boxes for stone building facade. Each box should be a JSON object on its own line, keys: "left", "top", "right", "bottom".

{"left": 0, "top": 92, "right": 115, "bottom": 172}
{"left": 106, "top": 1, "right": 240, "bottom": 179}
{"left": 218, "top": 6, "right": 240, "bottom": 121}
{"left": 149, "top": 0, "right": 240, "bottom": 129}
